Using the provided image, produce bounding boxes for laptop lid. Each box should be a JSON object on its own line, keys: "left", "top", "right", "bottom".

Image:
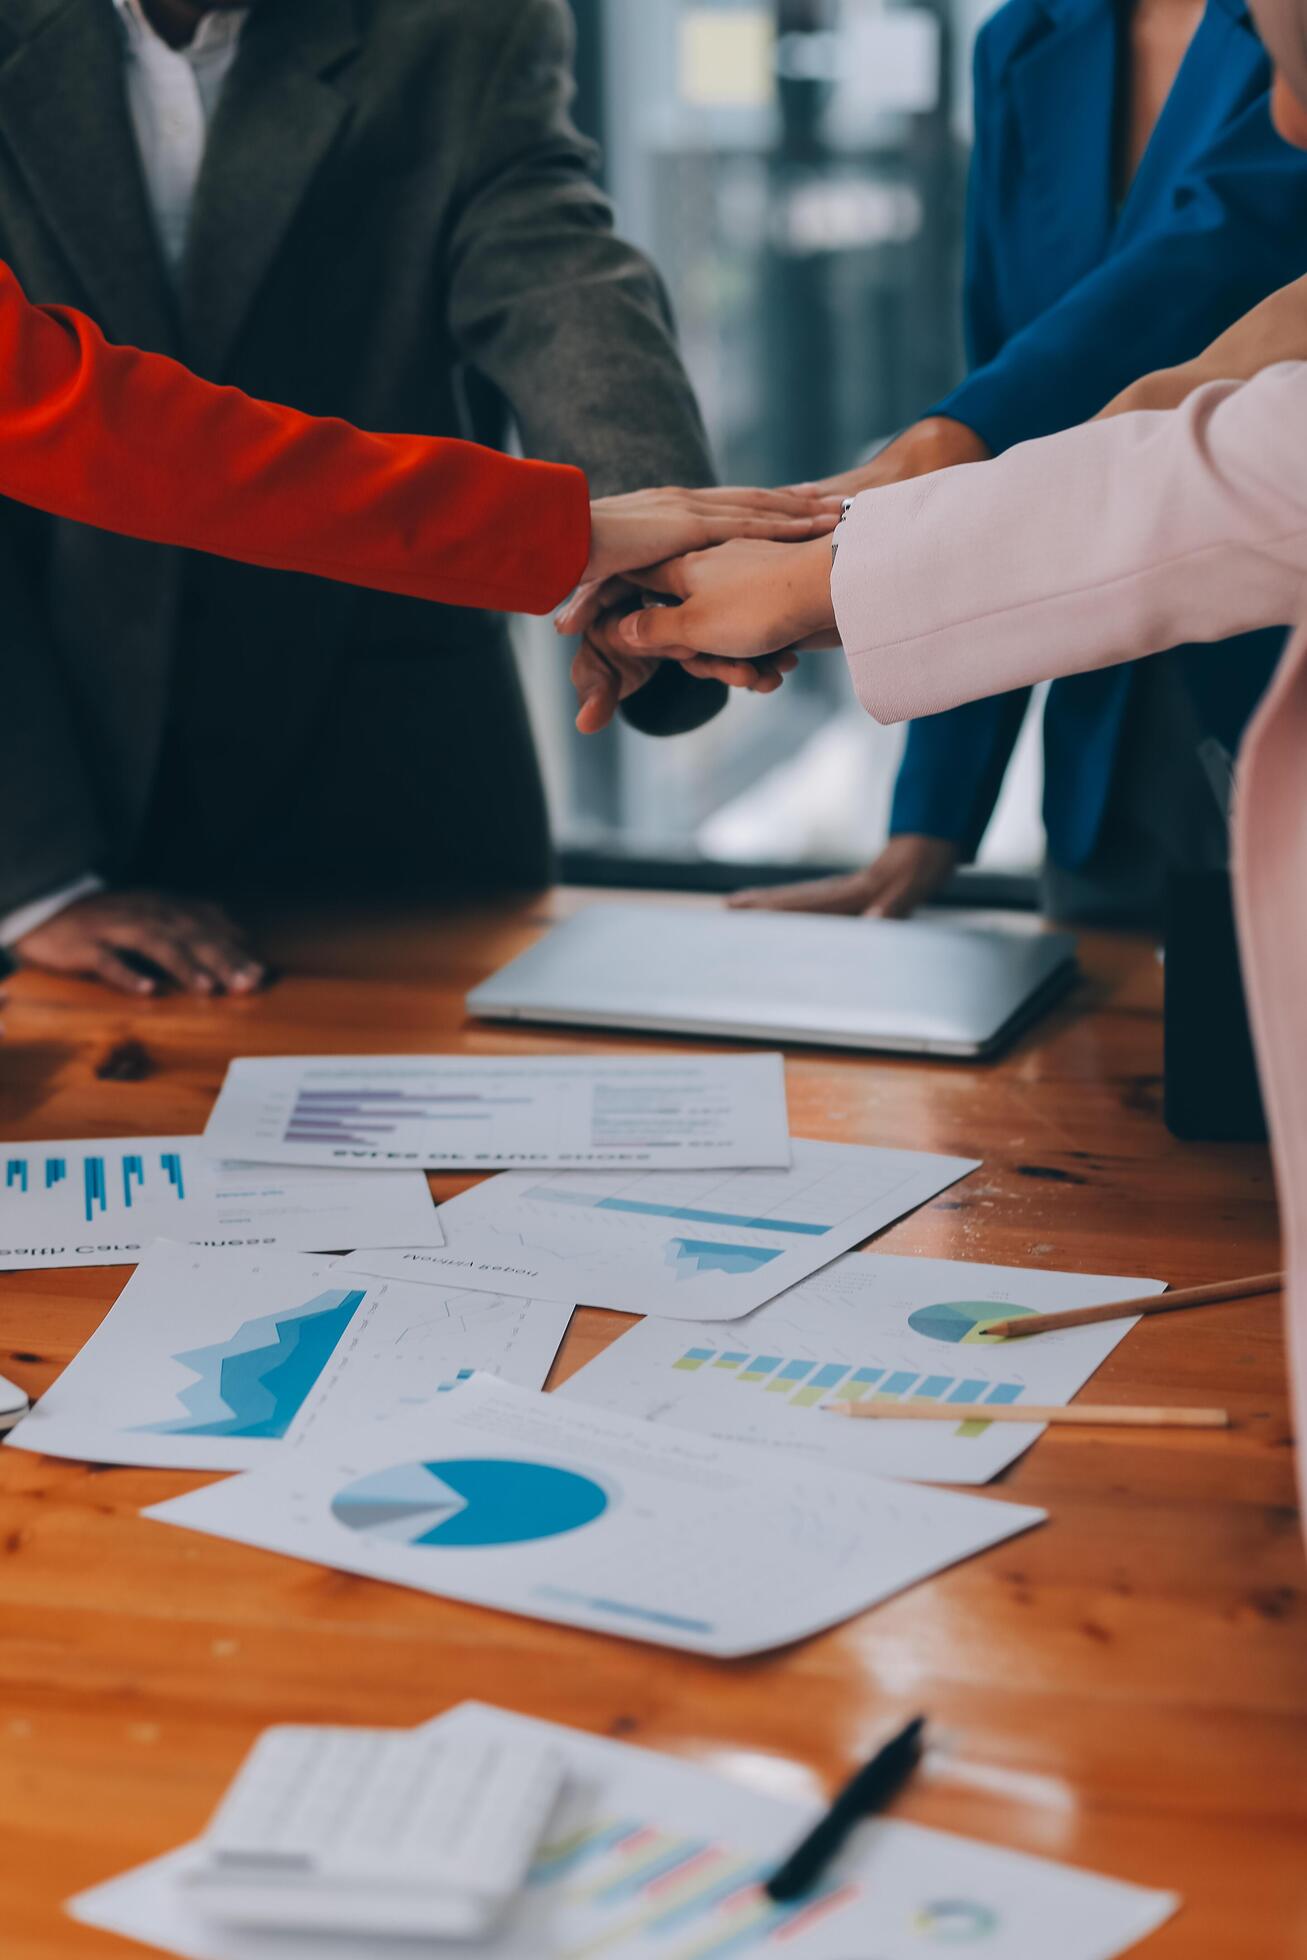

{"left": 467, "top": 905, "right": 1077, "bottom": 1058}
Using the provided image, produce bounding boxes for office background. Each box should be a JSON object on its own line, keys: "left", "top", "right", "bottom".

{"left": 517, "top": 0, "right": 1045, "bottom": 890}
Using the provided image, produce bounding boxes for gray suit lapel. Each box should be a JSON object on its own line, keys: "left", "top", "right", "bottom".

{"left": 181, "top": 0, "right": 360, "bottom": 378}
{"left": 0, "top": 0, "right": 181, "bottom": 353}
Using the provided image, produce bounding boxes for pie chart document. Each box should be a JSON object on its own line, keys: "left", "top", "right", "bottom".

{"left": 9, "top": 1243, "right": 572, "bottom": 1473}
{"left": 145, "top": 1376, "right": 1046, "bottom": 1657}
{"left": 340, "top": 1138, "right": 979, "bottom": 1322}
{"left": 201, "top": 1054, "right": 791, "bottom": 1173}
{"left": 559, "top": 1250, "right": 1164, "bottom": 1485}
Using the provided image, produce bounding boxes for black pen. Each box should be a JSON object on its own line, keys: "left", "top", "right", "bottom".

{"left": 764, "top": 1715, "right": 926, "bottom": 1904}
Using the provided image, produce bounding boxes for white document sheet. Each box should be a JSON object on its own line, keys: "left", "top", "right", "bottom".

{"left": 7, "top": 1244, "right": 571, "bottom": 1472}
{"left": 143, "top": 1374, "right": 1043, "bottom": 1657}
{"left": 0, "top": 1133, "right": 442, "bottom": 1271}
{"left": 560, "top": 1251, "right": 1164, "bottom": 1484}
{"left": 71, "top": 1700, "right": 1179, "bottom": 1960}
{"left": 337, "top": 1139, "right": 978, "bottom": 1321}
{"left": 200, "top": 1054, "right": 791, "bottom": 1172}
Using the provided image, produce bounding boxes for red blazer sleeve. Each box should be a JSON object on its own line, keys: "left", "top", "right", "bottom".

{"left": 0, "top": 259, "right": 590, "bottom": 614}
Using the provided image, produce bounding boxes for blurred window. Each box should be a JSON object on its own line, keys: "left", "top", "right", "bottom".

{"left": 518, "top": 0, "right": 1043, "bottom": 889}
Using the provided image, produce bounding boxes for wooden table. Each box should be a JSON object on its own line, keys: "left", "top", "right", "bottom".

{"left": 1, "top": 890, "right": 1302, "bottom": 1959}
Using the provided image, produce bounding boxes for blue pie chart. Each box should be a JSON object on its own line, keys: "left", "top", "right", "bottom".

{"left": 908, "top": 1301, "right": 1035, "bottom": 1345}
{"left": 330, "top": 1457, "right": 608, "bottom": 1548}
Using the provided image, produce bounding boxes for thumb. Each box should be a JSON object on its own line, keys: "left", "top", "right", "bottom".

{"left": 615, "top": 598, "right": 697, "bottom": 654}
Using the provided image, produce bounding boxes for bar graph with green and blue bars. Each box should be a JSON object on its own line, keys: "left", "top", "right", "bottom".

{"left": 671, "top": 1345, "right": 1026, "bottom": 1416}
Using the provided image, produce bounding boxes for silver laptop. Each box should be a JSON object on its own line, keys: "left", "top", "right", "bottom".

{"left": 467, "top": 903, "right": 1078, "bottom": 1059}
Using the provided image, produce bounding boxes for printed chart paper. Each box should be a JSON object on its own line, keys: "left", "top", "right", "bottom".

{"left": 144, "top": 1375, "right": 1044, "bottom": 1656}
{"left": 8, "top": 1244, "right": 571, "bottom": 1472}
{"left": 560, "top": 1251, "right": 1164, "bottom": 1483}
{"left": 71, "top": 1701, "right": 1179, "bottom": 1960}
{"left": 339, "top": 1139, "right": 978, "bottom": 1321}
{"left": 201, "top": 1054, "right": 791, "bottom": 1172}
{"left": 0, "top": 1134, "right": 442, "bottom": 1271}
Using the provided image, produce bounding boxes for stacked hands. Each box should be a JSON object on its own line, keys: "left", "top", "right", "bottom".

{"left": 568, "top": 484, "right": 846, "bottom": 734}
{"left": 564, "top": 417, "right": 992, "bottom": 918}
{"left": 17, "top": 436, "right": 983, "bottom": 998}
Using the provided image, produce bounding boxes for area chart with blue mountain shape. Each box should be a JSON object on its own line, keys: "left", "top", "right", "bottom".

{"left": 139, "top": 1288, "right": 365, "bottom": 1439}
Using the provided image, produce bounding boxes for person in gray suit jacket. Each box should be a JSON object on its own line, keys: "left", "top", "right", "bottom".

{"left": 0, "top": 0, "right": 727, "bottom": 995}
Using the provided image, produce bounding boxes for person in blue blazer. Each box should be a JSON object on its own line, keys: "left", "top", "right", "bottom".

{"left": 733, "top": 0, "right": 1307, "bottom": 923}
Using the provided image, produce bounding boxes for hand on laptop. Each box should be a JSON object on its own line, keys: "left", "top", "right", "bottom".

{"left": 730, "top": 835, "right": 961, "bottom": 919}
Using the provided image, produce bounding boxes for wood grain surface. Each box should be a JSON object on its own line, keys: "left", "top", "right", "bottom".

{"left": 0, "top": 889, "right": 1300, "bottom": 1959}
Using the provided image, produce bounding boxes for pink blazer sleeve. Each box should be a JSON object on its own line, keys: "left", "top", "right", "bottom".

{"left": 1234, "top": 623, "right": 1307, "bottom": 1538}
{"left": 832, "top": 362, "right": 1307, "bottom": 1547}
{"left": 831, "top": 362, "right": 1307, "bottom": 725}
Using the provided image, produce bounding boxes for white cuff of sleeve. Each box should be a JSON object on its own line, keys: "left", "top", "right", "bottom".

{"left": 0, "top": 874, "right": 105, "bottom": 949}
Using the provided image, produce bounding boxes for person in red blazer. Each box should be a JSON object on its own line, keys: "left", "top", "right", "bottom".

{"left": 0, "top": 258, "right": 824, "bottom": 631}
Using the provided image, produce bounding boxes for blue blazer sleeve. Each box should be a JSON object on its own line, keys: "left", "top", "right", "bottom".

{"left": 888, "top": 29, "right": 1032, "bottom": 849}
{"left": 932, "top": 89, "right": 1307, "bottom": 453}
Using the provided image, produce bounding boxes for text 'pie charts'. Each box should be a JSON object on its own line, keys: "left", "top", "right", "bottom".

{"left": 907, "top": 1301, "right": 1036, "bottom": 1345}
{"left": 329, "top": 1457, "right": 609, "bottom": 1548}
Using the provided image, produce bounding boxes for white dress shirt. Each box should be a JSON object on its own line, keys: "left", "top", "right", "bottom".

{"left": 1, "top": 0, "right": 246, "bottom": 948}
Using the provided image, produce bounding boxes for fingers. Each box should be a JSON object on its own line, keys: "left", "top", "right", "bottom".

{"left": 189, "top": 935, "right": 267, "bottom": 994}
{"left": 89, "top": 947, "right": 162, "bottom": 995}
{"left": 555, "top": 575, "right": 631, "bottom": 638}
{"left": 729, "top": 869, "right": 884, "bottom": 915}
{"left": 704, "top": 509, "right": 840, "bottom": 542}
{"left": 868, "top": 885, "right": 920, "bottom": 920}
{"left": 682, "top": 651, "right": 799, "bottom": 685}
{"left": 680, "top": 654, "right": 788, "bottom": 691}
{"left": 701, "top": 487, "right": 844, "bottom": 518}
{"left": 613, "top": 596, "right": 698, "bottom": 653}
{"left": 108, "top": 925, "right": 218, "bottom": 995}
{"left": 104, "top": 909, "right": 265, "bottom": 996}
{"left": 571, "top": 641, "right": 622, "bottom": 734}
{"left": 666, "top": 510, "right": 837, "bottom": 554}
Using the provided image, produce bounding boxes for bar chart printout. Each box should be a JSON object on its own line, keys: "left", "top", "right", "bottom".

{"left": 0, "top": 1133, "right": 443, "bottom": 1271}
{"left": 3, "top": 1146, "right": 184, "bottom": 1226}
{"left": 201, "top": 1055, "right": 793, "bottom": 1172}
{"left": 70, "top": 1703, "right": 1181, "bottom": 1958}
{"left": 559, "top": 1250, "right": 1165, "bottom": 1485}
{"left": 341, "top": 1140, "right": 980, "bottom": 1321}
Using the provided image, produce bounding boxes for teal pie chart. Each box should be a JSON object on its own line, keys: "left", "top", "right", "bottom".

{"left": 330, "top": 1458, "right": 609, "bottom": 1548}
{"left": 908, "top": 1301, "right": 1036, "bottom": 1345}
{"left": 913, "top": 1898, "right": 1001, "bottom": 1942}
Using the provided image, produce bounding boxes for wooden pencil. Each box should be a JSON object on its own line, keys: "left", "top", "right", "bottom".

{"left": 983, "top": 1271, "right": 1283, "bottom": 1341}
{"left": 825, "top": 1400, "right": 1230, "bottom": 1429}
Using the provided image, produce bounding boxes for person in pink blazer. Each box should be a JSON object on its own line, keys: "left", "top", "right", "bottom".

{"left": 576, "top": 0, "right": 1307, "bottom": 1531}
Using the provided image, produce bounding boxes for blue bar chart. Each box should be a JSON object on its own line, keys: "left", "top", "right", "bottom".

{"left": 2, "top": 1148, "right": 189, "bottom": 1225}
{"left": 526, "top": 1187, "right": 830, "bottom": 1238}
